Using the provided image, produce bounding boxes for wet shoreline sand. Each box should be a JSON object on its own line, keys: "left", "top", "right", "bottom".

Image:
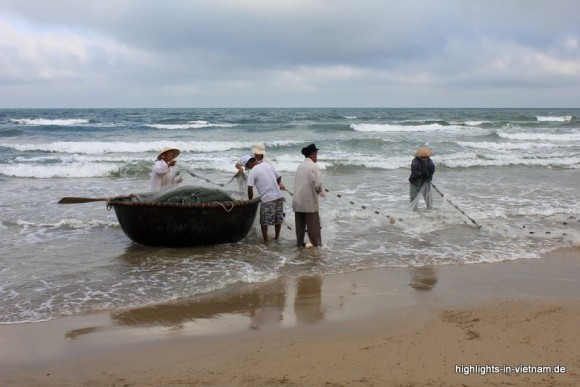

{"left": 1, "top": 248, "right": 579, "bottom": 386}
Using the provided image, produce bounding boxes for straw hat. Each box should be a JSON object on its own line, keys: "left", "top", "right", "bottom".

{"left": 414, "top": 147, "right": 433, "bottom": 157}
{"left": 252, "top": 143, "right": 266, "bottom": 155}
{"left": 157, "top": 147, "right": 180, "bottom": 160}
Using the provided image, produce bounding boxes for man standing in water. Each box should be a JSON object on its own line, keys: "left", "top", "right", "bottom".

{"left": 245, "top": 155, "right": 285, "bottom": 243}
{"left": 409, "top": 147, "right": 435, "bottom": 210}
{"left": 150, "top": 147, "right": 183, "bottom": 192}
{"left": 292, "top": 144, "right": 324, "bottom": 247}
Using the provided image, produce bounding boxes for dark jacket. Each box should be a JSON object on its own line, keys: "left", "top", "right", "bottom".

{"left": 409, "top": 157, "right": 435, "bottom": 185}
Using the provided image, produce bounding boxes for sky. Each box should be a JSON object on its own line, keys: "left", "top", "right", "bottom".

{"left": 1, "top": 0, "right": 579, "bottom": 108}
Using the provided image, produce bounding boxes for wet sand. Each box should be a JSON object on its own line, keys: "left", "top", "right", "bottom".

{"left": 1, "top": 248, "right": 580, "bottom": 386}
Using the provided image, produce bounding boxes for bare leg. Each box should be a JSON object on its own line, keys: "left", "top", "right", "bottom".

{"left": 261, "top": 225, "right": 268, "bottom": 243}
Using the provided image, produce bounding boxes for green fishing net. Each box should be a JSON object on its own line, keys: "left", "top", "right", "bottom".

{"left": 147, "top": 186, "right": 235, "bottom": 204}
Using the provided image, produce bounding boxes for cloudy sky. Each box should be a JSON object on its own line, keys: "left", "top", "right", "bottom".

{"left": 1, "top": 0, "right": 579, "bottom": 108}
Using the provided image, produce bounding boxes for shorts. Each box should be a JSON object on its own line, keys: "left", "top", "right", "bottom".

{"left": 260, "top": 198, "right": 284, "bottom": 226}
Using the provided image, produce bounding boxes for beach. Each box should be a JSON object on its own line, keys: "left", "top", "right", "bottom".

{"left": 1, "top": 108, "right": 579, "bottom": 385}
{"left": 1, "top": 248, "right": 579, "bottom": 386}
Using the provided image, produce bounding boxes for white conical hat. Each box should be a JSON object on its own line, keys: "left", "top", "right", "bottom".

{"left": 157, "top": 147, "right": 180, "bottom": 160}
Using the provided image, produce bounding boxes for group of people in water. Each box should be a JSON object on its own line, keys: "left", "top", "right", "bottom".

{"left": 150, "top": 143, "right": 435, "bottom": 248}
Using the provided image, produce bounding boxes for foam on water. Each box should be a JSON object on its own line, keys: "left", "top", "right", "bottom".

{"left": 351, "top": 122, "right": 463, "bottom": 132}
{"left": 146, "top": 120, "right": 237, "bottom": 129}
{"left": 0, "top": 163, "right": 121, "bottom": 178}
{"left": 497, "top": 131, "right": 580, "bottom": 141}
{"left": 3, "top": 139, "right": 302, "bottom": 155}
{"left": 9, "top": 118, "right": 90, "bottom": 126}
{"left": 536, "top": 116, "right": 573, "bottom": 122}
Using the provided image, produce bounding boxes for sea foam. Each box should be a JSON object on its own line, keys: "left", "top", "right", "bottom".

{"left": 9, "top": 118, "right": 90, "bottom": 126}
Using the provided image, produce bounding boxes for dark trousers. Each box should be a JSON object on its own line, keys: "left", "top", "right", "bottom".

{"left": 295, "top": 212, "right": 321, "bottom": 247}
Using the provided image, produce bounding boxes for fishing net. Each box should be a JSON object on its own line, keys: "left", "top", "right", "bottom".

{"left": 236, "top": 172, "right": 248, "bottom": 198}
{"left": 409, "top": 182, "right": 433, "bottom": 211}
{"left": 144, "top": 186, "right": 235, "bottom": 204}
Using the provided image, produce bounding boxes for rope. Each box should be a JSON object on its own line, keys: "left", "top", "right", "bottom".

{"left": 322, "top": 188, "right": 398, "bottom": 221}
{"left": 285, "top": 188, "right": 398, "bottom": 222}
{"left": 175, "top": 168, "right": 237, "bottom": 188}
{"left": 431, "top": 183, "right": 482, "bottom": 229}
{"left": 213, "top": 201, "right": 235, "bottom": 212}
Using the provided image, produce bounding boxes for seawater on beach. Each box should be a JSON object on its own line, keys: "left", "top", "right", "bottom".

{"left": 0, "top": 108, "right": 579, "bottom": 324}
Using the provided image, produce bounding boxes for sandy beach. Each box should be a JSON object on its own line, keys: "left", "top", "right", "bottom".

{"left": 1, "top": 248, "right": 579, "bottom": 386}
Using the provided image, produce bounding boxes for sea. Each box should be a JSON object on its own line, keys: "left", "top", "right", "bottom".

{"left": 1, "top": 108, "right": 579, "bottom": 325}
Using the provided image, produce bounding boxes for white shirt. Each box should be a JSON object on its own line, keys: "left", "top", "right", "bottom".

{"left": 247, "top": 162, "right": 283, "bottom": 203}
{"left": 150, "top": 160, "right": 178, "bottom": 192}
{"left": 292, "top": 158, "right": 322, "bottom": 213}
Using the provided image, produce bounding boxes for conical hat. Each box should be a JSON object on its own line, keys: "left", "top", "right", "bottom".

{"left": 414, "top": 147, "right": 433, "bottom": 157}
{"left": 157, "top": 147, "right": 180, "bottom": 160}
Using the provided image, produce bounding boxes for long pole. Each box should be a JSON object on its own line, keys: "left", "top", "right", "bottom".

{"left": 431, "top": 183, "right": 482, "bottom": 229}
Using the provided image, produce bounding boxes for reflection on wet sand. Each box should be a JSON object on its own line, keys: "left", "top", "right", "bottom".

{"left": 294, "top": 276, "right": 324, "bottom": 324}
{"left": 408, "top": 266, "right": 438, "bottom": 291}
{"left": 110, "top": 281, "right": 287, "bottom": 330}
{"left": 65, "top": 275, "right": 326, "bottom": 339}
{"left": 249, "top": 279, "right": 286, "bottom": 329}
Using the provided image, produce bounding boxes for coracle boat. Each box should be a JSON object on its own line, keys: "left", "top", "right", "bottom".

{"left": 106, "top": 186, "right": 260, "bottom": 247}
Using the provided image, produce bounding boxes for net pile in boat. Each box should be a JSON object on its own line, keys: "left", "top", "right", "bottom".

{"left": 140, "top": 186, "right": 235, "bottom": 204}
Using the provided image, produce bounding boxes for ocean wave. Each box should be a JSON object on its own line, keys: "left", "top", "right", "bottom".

{"left": 146, "top": 120, "right": 237, "bottom": 130}
{"left": 2, "top": 139, "right": 301, "bottom": 155}
{"left": 439, "top": 154, "right": 580, "bottom": 169}
{"left": 456, "top": 141, "right": 576, "bottom": 151}
{"left": 536, "top": 116, "right": 573, "bottom": 122}
{"left": 0, "top": 163, "right": 121, "bottom": 178}
{"left": 464, "top": 120, "right": 484, "bottom": 126}
{"left": 9, "top": 118, "right": 90, "bottom": 126}
{"left": 497, "top": 131, "right": 580, "bottom": 141}
{"left": 351, "top": 123, "right": 457, "bottom": 132}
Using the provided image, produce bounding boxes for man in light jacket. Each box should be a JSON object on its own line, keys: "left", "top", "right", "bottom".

{"left": 292, "top": 144, "right": 324, "bottom": 247}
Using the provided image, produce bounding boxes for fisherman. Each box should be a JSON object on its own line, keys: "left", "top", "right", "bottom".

{"left": 150, "top": 147, "right": 183, "bottom": 192}
{"left": 292, "top": 143, "right": 324, "bottom": 247}
{"left": 235, "top": 143, "right": 270, "bottom": 176}
{"left": 244, "top": 154, "right": 285, "bottom": 243}
{"left": 409, "top": 147, "right": 435, "bottom": 210}
{"left": 235, "top": 142, "right": 285, "bottom": 196}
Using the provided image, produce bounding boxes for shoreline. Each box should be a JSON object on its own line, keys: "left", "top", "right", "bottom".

{"left": 1, "top": 248, "right": 579, "bottom": 386}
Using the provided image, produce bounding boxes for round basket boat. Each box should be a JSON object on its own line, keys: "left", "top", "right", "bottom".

{"left": 107, "top": 196, "right": 260, "bottom": 247}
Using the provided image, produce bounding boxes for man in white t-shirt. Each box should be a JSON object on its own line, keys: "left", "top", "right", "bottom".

{"left": 244, "top": 154, "right": 285, "bottom": 243}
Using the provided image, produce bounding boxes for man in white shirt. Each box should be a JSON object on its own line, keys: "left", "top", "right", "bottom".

{"left": 245, "top": 155, "right": 285, "bottom": 243}
{"left": 150, "top": 147, "right": 183, "bottom": 192}
{"left": 292, "top": 144, "right": 323, "bottom": 247}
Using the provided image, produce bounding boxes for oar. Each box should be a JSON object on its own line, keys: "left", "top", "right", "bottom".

{"left": 58, "top": 195, "right": 134, "bottom": 204}
{"left": 431, "top": 183, "right": 482, "bottom": 229}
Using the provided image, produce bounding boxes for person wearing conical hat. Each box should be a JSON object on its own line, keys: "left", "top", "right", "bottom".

{"left": 150, "top": 146, "right": 183, "bottom": 192}
{"left": 408, "top": 147, "right": 435, "bottom": 210}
